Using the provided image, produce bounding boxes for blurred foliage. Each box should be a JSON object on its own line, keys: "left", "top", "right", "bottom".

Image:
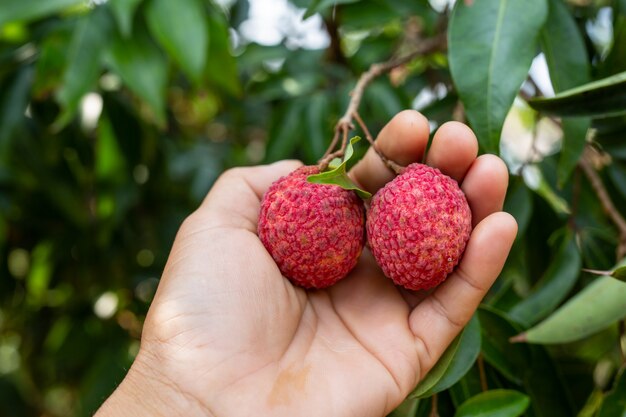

{"left": 0, "top": 0, "right": 625, "bottom": 416}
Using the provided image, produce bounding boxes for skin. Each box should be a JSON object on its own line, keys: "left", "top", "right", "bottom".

{"left": 96, "top": 110, "right": 517, "bottom": 417}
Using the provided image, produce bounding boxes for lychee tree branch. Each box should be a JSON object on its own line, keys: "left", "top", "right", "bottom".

{"left": 579, "top": 148, "right": 626, "bottom": 260}
{"left": 318, "top": 33, "right": 447, "bottom": 170}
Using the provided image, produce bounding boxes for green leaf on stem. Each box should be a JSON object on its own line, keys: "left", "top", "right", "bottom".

{"left": 307, "top": 136, "right": 372, "bottom": 199}
{"left": 146, "top": 0, "right": 208, "bottom": 84}
{"left": 509, "top": 229, "right": 581, "bottom": 326}
{"left": 448, "top": 0, "right": 548, "bottom": 153}
{"left": 103, "top": 30, "right": 168, "bottom": 126}
{"left": 528, "top": 71, "right": 626, "bottom": 118}
{"left": 511, "top": 273, "right": 626, "bottom": 344}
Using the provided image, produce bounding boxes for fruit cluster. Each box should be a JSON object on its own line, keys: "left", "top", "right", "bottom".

{"left": 257, "top": 163, "right": 472, "bottom": 290}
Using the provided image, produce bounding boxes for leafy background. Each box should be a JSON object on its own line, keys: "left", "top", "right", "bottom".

{"left": 0, "top": 0, "right": 625, "bottom": 416}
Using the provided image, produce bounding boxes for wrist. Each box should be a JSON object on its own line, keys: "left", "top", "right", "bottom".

{"left": 95, "top": 349, "right": 212, "bottom": 417}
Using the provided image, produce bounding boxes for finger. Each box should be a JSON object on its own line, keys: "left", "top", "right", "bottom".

{"left": 425, "top": 121, "right": 478, "bottom": 182}
{"left": 462, "top": 154, "right": 509, "bottom": 227}
{"left": 350, "top": 110, "right": 430, "bottom": 193}
{"left": 193, "top": 160, "right": 303, "bottom": 232}
{"left": 409, "top": 212, "right": 517, "bottom": 374}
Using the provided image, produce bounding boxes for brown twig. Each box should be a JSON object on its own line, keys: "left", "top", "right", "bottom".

{"left": 579, "top": 148, "right": 626, "bottom": 260}
{"left": 353, "top": 111, "right": 404, "bottom": 174}
{"left": 318, "top": 34, "right": 447, "bottom": 170}
{"left": 477, "top": 354, "right": 488, "bottom": 392}
{"left": 429, "top": 393, "right": 439, "bottom": 417}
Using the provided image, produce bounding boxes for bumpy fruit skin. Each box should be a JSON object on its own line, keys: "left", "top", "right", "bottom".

{"left": 367, "top": 163, "right": 471, "bottom": 290}
{"left": 258, "top": 166, "right": 365, "bottom": 289}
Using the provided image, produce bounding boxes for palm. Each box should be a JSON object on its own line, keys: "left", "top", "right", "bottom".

{"left": 144, "top": 227, "right": 417, "bottom": 416}
{"left": 137, "top": 112, "right": 517, "bottom": 417}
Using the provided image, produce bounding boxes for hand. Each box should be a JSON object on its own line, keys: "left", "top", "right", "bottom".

{"left": 96, "top": 111, "right": 517, "bottom": 417}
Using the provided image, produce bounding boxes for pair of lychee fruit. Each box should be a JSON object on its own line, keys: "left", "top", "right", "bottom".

{"left": 257, "top": 162, "right": 472, "bottom": 290}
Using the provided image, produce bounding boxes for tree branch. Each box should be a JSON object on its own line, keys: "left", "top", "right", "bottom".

{"left": 579, "top": 148, "right": 626, "bottom": 260}
{"left": 318, "top": 33, "right": 447, "bottom": 169}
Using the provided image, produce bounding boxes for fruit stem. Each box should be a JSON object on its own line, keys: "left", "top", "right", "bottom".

{"left": 580, "top": 147, "right": 626, "bottom": 260}
{"left": 318, "top": 34, "right": 446, "bottom": 171}
{"left": 477, "top": 353, "right": 488, "bottom": 392}
{"left": 318, "top": 123, "right": 350, "bottom": 171}
{"left": 353, "top": 111, "right": 404, "bottom": 175}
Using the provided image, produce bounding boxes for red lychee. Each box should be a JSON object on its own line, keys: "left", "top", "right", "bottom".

{"left": 258, "top": 166, "right": 365, "bottom": 289}
{"left": 367, "top": 163, "right": 471, "bottom": 290}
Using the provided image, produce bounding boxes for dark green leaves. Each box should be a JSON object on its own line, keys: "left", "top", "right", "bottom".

{"left": 55, "top": 7, "right": 112, "bottom": 128}
{"left": 146, "top": 0, "right": 208, "bottom": 83}
{"left": 455, "top": 390, "right": 530, "bottom": 417}
{"left": 540, "top": 0, "right": 591, "bottom": 186}
{"left": 508, "top": 231, "right": 581, "bottom": 326}
{"left": 540, "top": 0, "right": 590, "bottom": 92}
{"left": 103, "top": 31, "right": 168, "bottom": 125}
{"left": 448, "top": 0, "right": 548, "bottom": 153}
{"left": 109, "top": 0, "right": 143, "bottom": 37}
{"left": 0, "top": 0, "right": 84, "bottom": 26}
{"left": 410, "top": 314, "right": 481, "bottom": 398}
{"left": 528, "top": 71, "right": 626, "bottom": 118}
{"left": 307, "top": 137, "right": 372, "bottom": 199}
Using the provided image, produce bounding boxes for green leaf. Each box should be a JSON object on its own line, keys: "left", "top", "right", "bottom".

{"left": 508, "top": 230, "right": 581, "bottom": 326}
{"left": 109, "top": 0, "right": 142, "bottom": 37}
{"left": 55, "top": 7, "right": 112, "bottom": 129}
{"left": 478, "top": 306, "right": 531, "bottom": 385}
{"left": 205, "top": 11, "right": 241, "bottom": 96}
{"left": 146, "top": 0, "right": 208, "bottom": 83}
{"left": 0, "top": 0, "right": 84, "bottom": 26}
{"left": 307, "top": 137, "right": 372, "bottom": 199}
{"left": 557, "top": 119, "right": 589, "bottom": 188}
{"left": 303, "top": 0, "right": 360, "bottom": 19}
{"left": 26, "top": 241, "right": 54, "bottom": 307}
{"left": 264, "top": 100, "right": 306, "bottom": 162}
{"left": 0, "top": 66, "right": 33, "bottom": 151}
{"left": 613, "top": 266, "right": 626, "bottom": 282}
{"left": 597, "top": 368, "right": 626, "bottom": 417}
{"left": 448, "top": 0, "right": 548, "bottom": 153}
{"left": 540, "top": 0, "right": 590, "bottom": 93}
{"left": 522, "top": 165, "right": 570, "bottom": 215}
{"left": 411, "top": 314, "right": 481, "bottom": 398}
{"left": 513, "top": 276, "right": 626, "bottom": 344}
{"left": 522, "top": 345, "right": 574, "bottom": 416}
{"left": 103, "top": 30, "right": 168, "bottom": 125}
{"left": 455, "top": 390, "right": 530, "bottom": 417}
{"left": 540, "top": 0, "right": 591, "bottom": 187}
{"left": 528, "top": 71, "right": 626, "bottom": 118}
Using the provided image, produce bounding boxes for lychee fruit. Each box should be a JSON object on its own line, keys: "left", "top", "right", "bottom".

{"left": 258, "top": 166, "right": 365, "bottom": 289}
{"left": 367, "top": 163, "right": 471, "bottom": 290}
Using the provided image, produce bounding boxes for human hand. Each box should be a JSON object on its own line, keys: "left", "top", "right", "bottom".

{"left": 96, "top": 110, "right": 517, "bottom": 417}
